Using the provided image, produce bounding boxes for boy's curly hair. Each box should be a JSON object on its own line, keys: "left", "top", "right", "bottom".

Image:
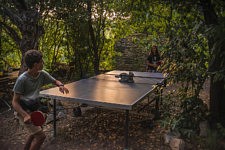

{"left": 25, "top": 50, "right": 43, "bottom": 69}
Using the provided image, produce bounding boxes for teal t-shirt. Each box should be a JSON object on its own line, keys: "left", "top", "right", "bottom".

{"left": 13, "top": 70, "right": 56, "bottom": 102}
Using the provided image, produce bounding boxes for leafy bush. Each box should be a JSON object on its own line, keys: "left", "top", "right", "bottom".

{"left": 177, "top": 96, "right": 209, "bottom": 138}
{"left": 161, "top": 95, "right": 209, "bottom": 139}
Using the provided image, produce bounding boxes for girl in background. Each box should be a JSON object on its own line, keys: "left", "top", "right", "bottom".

{"left": 146, "top": 45, "right": 161, "bottom": 72}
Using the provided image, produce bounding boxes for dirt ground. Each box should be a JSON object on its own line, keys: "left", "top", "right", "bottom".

{"left": 0, "top": 80, "right": 209, "bottom": 150}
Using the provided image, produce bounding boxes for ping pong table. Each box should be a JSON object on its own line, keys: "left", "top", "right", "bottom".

{"left": 40, "top": 70, "right": 167, "bottom": 149}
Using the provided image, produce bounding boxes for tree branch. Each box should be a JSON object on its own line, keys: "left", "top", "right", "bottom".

{"left": 0, "top": 21, "right": 21, "bottom": 46}
{"left": 2, "top": 5, "right": 23, "bottom": 26}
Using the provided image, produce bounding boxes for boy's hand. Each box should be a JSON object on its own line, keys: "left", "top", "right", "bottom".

{"left": 59, "top": 86, "right": 69, "bottom": 94}
{"left": 24, "top": 114, "right": 31, "bottom": 124}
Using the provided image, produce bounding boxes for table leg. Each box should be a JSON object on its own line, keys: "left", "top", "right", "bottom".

{"left": 160, "top": 88, "right": 163, "bottom": 105}
{"left": 154, "top": 88, "right": 160, "bottom": 120}
{"left": 53, "top": 99, "right": 56, "bottom": 137}
{"left": 124, "top": 110, "right": 129, "bottom": 150}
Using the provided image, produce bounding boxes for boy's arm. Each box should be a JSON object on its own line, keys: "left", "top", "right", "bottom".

{"left": 55, "top": 80, "right": 64, "bottom": 87}
{"left": 12, "top": 93, "right": 31, "bottom": 123}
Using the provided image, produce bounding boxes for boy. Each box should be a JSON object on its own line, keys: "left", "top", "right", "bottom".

{"left": 12, "top": 49, "right": 69, "bottom": 150}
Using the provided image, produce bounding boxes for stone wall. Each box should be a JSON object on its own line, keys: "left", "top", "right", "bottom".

{"left": 114, "top": 35, "right": 148, "bottom": 71}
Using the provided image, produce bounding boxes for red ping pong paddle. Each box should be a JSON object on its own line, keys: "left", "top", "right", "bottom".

{"left": 30, "top": 111, "right": 45, "bottom": 126}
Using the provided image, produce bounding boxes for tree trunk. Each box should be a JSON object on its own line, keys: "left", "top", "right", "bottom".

{"left": 18, "top": 10, "right": 43, "bottom": 75}
{"left": 0, "top": 22, "right": 2, "bottom": 54}
{"left": 87, "top": 0, "right": 100, "bottom": 75}
{"left": 210, "top": 77, "right": 225, "bottom": 126}
{"left": 1, "top": 1, "right": 44, "bottom": 75}
{"left": 200, "top": 0, "right": 225, "bottom": 127}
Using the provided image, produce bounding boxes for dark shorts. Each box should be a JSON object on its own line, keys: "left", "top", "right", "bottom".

{"left": 19, "top": 99, "right": 41, "bottom": 112}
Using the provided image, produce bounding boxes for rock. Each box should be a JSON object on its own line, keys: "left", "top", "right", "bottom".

{"left": 164, "top": 131, "right": 181, "bottom": 144}
{"left": 57, "top": 111, "right": 66, "bottom": 119}
{"left": 169, "top": 138, "right": 185, "bottom": 150}
{"left": 46, "top": 113, "right": 54, "bottom": 124}
{"left": 199, "top": 120, "right": 209, "bottom": 137}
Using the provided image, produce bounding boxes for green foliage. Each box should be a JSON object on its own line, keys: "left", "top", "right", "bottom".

{"left": 177, "top": 96, "right": 209, "bottom": 138}
{"left": 199, "top": 124, "right": 225, "bottom": 150}
{"left": 39, "top": 20, "right": 68, "bottom": 70}
{"left": 0, "top": 30, "right": 21, "bottom": 70}
{"left": 161, "top": 94, "right": 209, "bottom": 139}
{"left": 161, "top": 4, "right": 210, "bottom": 96}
